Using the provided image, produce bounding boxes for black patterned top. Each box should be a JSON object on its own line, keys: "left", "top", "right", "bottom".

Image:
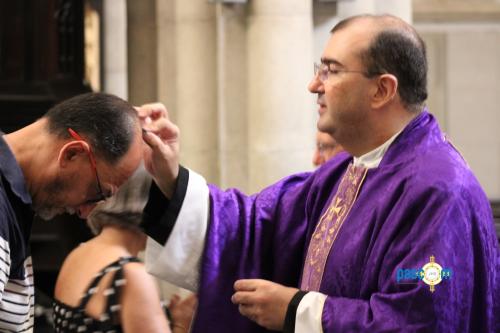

{"left": 53, "top": 256, "right": 141, "bottom": 333}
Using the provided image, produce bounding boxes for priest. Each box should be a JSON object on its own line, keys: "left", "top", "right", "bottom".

{"left": 140, "top": 14, "right": 499, "bottom": 333}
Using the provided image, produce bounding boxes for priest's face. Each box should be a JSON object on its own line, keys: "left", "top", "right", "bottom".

{"left": 309, "top": 18, "right": 377, "bottom": 148}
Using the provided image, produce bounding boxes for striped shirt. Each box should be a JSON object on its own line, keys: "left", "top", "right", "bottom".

{"left": 0, "top": 133, "right": 35, "bottom": 332}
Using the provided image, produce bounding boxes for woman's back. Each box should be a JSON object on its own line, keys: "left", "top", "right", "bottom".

{"left": 54, "top": 227, "right": 171, "bottom": 333}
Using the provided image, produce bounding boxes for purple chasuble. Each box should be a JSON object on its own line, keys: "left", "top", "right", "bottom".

{"left": 192, "top": 111, "right": 499, "bottom": 333}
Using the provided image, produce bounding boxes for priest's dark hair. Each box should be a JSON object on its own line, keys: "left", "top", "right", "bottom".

{"left": 331, "top": 14, "right": 428, "bottom": 113}
{"left": 43, "top": 92, "right": 139, "bottom": 164}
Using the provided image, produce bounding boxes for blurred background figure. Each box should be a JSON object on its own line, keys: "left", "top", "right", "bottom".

{"left": 53, "top": 166, "right": 196, "bottom": 333}
{"left": 312, "top": 130, "right": 344, "bottom": 167}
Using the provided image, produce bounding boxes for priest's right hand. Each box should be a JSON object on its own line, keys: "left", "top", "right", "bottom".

{"left": 136, "top": 103, "right": 180, "bottom": 199}
{"left": 232, "top": 279, "right": 298, "bottom": 331}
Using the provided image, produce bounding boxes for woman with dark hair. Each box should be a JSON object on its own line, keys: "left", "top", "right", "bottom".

{"left": 53, "top": 166, "right": 196, "bottom": 333}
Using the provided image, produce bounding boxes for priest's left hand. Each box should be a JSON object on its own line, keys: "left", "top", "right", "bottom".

{"left": 232, "top": 279, "right": 298, "bottom": 331}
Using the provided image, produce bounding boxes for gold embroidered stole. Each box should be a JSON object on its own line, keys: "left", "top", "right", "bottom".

{"left": 300, "top": 163, "right": 367, "bottom": 291}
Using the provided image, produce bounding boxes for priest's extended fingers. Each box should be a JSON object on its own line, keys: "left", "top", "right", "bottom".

{"left": 147, "top": 103, "right": 169, "bottom": 120}
{"left": 147, "top": 118, "right": 179, "bottom": 143}
{"left": 136, "top": 102, "right": 168, "bottom": 120}
{"left": 231, "top": 291, "right": 257, "bottom": 305}
{"left": 234, "top": 279, "right": 261, "bottom": 291}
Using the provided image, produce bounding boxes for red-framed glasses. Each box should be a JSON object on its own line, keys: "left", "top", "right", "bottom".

{"left": 67, "top": 128, "right": 107, "bottom": 204}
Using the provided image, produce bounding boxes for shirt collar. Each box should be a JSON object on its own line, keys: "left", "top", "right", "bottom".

{"left": 0, "top": 133, "right": 32, "bottom": 205}
{"left": 353, "top": 129, "right": 403, "bottom": 169}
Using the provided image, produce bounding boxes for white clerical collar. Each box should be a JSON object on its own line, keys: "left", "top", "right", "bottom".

{"left": 353, "top": 129, "right": 403, "bottom": 169}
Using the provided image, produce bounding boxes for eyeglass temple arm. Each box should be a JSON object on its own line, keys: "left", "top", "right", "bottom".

{"left": 67, "top": 128, "right": 98, "bottom": 169}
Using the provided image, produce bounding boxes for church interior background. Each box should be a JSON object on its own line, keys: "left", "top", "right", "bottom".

{"left": 1, "top": 0, "right": 499, "bottom": 330}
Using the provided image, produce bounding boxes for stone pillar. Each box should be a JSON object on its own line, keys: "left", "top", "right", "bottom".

{"left": 215, "top": 3, "right": 249, "bottom": 190}
{"left": 375, "top": 0, "right": 412, "bottom": 23}
{"left": 156, "top": 0, "right": 178, "bottom": 120}
{"left": 414, "top": 1, "right": 500, "bottom": 199}
{"left": 247, "top": 0, "right": 315, "bottom": 193}
{"left": 418, "top": 31, "right": 447, "bottom": 128}
{"left": 337, "top": 0, "right": 376, "bottom": 17}
{"left": 174, "top": 1, "right": 219, "bottom": 184}
{"left": 446, "top": 30, "right": 500, "bottom": 198}
{"left": 313, "top": 1, "right": 338, "bottom": 61}
{"left": 337, "top": 0, "right": 412, "bottom": 23}
{"left": 127, "top": 0, "right": 157, "bottom": 105}
{"left": 103, "top": 0, "right": 128, "bottom": 99}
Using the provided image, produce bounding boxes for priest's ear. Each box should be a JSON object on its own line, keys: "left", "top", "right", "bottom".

{"left": 370, "top": 73, "right": 398, "bottom": 109}
{"left": 57, "top": 141, "right": 90, "bottom": 169}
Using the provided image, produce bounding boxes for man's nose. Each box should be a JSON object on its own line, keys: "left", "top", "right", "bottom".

{"left": 77, "top": 203, "right": 98, "bottom": 219}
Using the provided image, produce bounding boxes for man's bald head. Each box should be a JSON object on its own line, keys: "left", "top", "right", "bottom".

{"left": 331, "top": 14, "right": 428, "bottom": 113}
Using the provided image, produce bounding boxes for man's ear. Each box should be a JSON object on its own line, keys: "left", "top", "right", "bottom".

{"left": 57, "top": 141, "right": 90, "bottom": 168}
{"left": 371, "top": 74, "right": 398, "bottom": 109}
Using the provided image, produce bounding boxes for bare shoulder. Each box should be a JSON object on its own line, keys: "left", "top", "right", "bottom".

{"left": 54, "top": 246, "right": 93, "bottom": 302}
{"left": 120, "top": 262, "right": 162, "bottom": 304}
{"left": 122, "top": 262, "right": 157, "bottom": 288}
{"left": 120, "top": 262, "right": 170, "bottom": 332}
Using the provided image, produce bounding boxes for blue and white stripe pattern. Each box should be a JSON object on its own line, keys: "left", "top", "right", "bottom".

{"left": 0, "top": 237, "right": 34, "bottom": 332}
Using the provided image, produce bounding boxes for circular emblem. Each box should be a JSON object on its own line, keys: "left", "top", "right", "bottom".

{"left": 421, "top": 261, "right": 442, "bottom": 287}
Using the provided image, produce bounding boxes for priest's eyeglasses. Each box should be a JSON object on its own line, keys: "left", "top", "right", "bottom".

{"left": 68, "top": 128, "right": 107, "bottom": 204}
{"left": 314, "top": 62, "right": 381, "bottom": 83}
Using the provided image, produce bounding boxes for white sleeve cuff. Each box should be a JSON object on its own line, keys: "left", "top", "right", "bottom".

{"left": 295, "top": 291, "right": 327, "bottom": 333}
{"left": 145, "top": 169, "right": 210, "bottom": 292}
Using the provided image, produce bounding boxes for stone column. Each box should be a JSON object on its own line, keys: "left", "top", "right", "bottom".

{"left": 156, "top": 0, "right": 178, "bottom": 120}
{"left": 375, "top": 0, "right": 412, "bottom": 23}
{"left": 445, "top": 29, "right": 500, "bottom": 198}
{"left": 129, "top": 0, "right": 218, "bottom": 183}
{"left": 247, "top": 0, "right": 315, "bottom": 193}
{"left": 414, "top": 0, "right": 500, "bottom": 199}
{"left": 103, "top": 0, "right": 128, "bottom": 99}
{"left": 174, "top": 1, "right": 219, "bottom": 184}
{"left": 127, "top": 0, "right": 157, "bottom": 105}
{"left": 337, "top": 0, "right": 376, "bottom": 17}
{"left": 337, "top": 0, "right": 412, "bottom": 23}
{"left": 215, "top": 3, "right": 249, "bottom": 190}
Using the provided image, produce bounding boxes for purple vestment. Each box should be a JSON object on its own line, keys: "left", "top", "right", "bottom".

{"left": 191, "top": 111, "right": 499, "bottom": 332}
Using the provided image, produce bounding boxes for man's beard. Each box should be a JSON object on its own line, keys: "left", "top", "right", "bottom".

{"left": 34, "top": 176, "right": 76, "bottom": 221}
{"left": 36, "top": 207, "right": 76, "bottom": 221}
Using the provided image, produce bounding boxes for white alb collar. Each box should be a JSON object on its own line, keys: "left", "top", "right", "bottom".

{"left": 352, "top": 129, "right": 403, "bottom": 169}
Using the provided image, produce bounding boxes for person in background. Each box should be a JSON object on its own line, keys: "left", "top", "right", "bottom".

{"left": 53, "top": 166, "right": 197, "bottom": 333}
{"left": 0, "top": 93, "right": 143, "bottom": 332}
{"left": 312, "top": 130, "right": 343, "bottom": 167}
